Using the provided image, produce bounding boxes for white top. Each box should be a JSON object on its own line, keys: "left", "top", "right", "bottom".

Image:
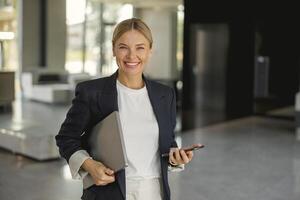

{"left": 67, "top": 80, "right": 184, "bottom": 189}
{"left": 116, "top": 80, "right": 161, "bottom": 179}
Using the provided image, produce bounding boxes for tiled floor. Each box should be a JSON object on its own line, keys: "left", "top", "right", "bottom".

{"left": 169, "top": 117, "right": 300, "bottom": 200}
{"left": 0, "top": 100, "right": 300, "bottom": 200}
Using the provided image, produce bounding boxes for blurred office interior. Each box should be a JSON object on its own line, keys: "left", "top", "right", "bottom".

{"left": 0, "top": 0, "right": 300, "bottom": 200}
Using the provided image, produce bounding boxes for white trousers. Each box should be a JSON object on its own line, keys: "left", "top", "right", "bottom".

{"left": 126, "top": 178, "right": 163, "bottom": 200}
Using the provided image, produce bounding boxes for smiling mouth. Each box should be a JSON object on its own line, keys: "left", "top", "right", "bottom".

{"left": 124, "top": 62, "right": 140, "bottom": 68}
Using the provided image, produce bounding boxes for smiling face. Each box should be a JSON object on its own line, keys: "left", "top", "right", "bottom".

{"left": 113, "top": 30, "right": 152, "bottom": 78}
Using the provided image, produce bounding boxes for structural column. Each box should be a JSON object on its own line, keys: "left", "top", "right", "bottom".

{"left": 18, "top": 0, "right": 66, "bottom": 72}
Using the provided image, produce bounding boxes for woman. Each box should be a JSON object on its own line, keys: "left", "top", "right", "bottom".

{"left": 56, "top": 18, "right": 194, "bottom": 200}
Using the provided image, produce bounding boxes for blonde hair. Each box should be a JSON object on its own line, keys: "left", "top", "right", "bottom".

{"left": 112, "top": 18, "right": 153, "bottom": 48}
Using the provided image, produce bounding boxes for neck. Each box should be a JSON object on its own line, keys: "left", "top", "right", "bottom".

{"left": 117, "top": 71, "right": 144, "bottom": 89}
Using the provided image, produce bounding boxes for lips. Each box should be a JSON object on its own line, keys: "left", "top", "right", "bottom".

{"left": 124, "top": 61, "right": 140, "bottom": 68}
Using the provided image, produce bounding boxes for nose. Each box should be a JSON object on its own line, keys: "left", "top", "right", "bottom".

{"left": 127, "top": 49, "right": 137, "bottom": 59}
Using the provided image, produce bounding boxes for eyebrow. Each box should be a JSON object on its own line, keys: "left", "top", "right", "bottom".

{"left": 118, "top": 43, "right": 146, "bottom": 46}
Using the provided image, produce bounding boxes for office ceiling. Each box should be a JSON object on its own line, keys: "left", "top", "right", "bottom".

{"left": 92, "top": 0, "right": 182, "bottom": 8}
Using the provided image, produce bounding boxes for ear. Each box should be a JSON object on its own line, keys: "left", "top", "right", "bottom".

{"left": 149, "top": 47, "right": 153, "bottom": 58}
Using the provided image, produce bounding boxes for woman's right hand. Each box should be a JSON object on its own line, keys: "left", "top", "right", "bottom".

{"left": 82, "top": 158, "right": 115, "bottom": 186}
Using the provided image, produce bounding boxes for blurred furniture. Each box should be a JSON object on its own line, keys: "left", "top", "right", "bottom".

{"left": 21, "top": 71, "right": 70, "bottom": 103}
{"left": 0, "top": 71, "right": 14, "bottom": 107}
{"left": 21, "top": 71, "right": 92, "bottom": 103}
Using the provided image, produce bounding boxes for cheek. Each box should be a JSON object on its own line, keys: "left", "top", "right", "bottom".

{"left": 143, "top": 55, "right": 151, "bottom": 63}
{"left": 115, "top": 51, "right": 126, "bottom": 60}
{"left": 137, "top": 52, "right": 150, "bottom": 61}
{"left": 114, "top": 54, "right": 123, "bottom": 65}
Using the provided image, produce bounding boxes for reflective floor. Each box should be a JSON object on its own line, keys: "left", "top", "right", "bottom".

{"left": 0, "top": 100, "right": 300, "bottom": 200}
{"left": 0, "top": 97, "right": 69, "bottom": 160}
{"left": 170, "top": 117, "right": 300, "bottom": 200}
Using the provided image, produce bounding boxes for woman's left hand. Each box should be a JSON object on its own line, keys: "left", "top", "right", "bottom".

{"left": 168, "top": 148, "right": 194, "bottom": 166}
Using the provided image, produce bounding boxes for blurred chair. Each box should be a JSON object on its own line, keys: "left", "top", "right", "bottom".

{"left": 21, "top": 70, "right": 92, "bottom": 104}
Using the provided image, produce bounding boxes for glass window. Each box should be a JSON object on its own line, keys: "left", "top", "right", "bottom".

{"left": 84, "top": 0, "right": 101, "bottom": 76}
{"left": 177, "top": 4, "right": 184, "bottom": 73}
{"left": 65, "top": 1, "right": 133, "bottom": 76}
{"left": 0, "top": 0, "right": 17, "bottom": 71}
{"left": 65, "top": 0, "right": 86, "bottom": 74}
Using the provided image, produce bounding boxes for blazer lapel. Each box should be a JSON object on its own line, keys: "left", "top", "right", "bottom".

{"left": 97, "top": 72, "right": 118, "bottom": 115}
{"left": 144, "top": 78, "right": 166, "bottom": 153}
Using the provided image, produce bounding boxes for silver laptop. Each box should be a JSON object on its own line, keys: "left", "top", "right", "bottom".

{"left": 89, "top": 111, "right": 128, "bottom": 172}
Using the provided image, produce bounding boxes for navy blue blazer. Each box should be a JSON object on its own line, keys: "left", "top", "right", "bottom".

{"left": 55, "top": 71, "right": 178, "bottom": 200}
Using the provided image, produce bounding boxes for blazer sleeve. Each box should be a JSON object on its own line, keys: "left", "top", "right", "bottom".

{"left": 170, "top": 88, "right": 178, "bottom": 148}
{"left": 55, "top": 83, "right": 91, "bottom": 162}
{"left": 168, "top": 87, "right": 185, "bottom": 172}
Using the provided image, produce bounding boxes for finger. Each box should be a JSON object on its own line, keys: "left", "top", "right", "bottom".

{"left": 174, "top": 149, "right": 183, "bottom": 164}
{"left": 104, "top": 168, "right": 114, "bottom": 175}
{"left": 95, "top": 168, "right": 114, "bottom": 180}
{"left": 95, "top": 179, "right": 113, "bottom": 186}
{"left": 98, "top": 180, "right": 112, "bottom": 186}
{"left": 169, "top": 148, "right": 177, "bottom": 165}
{"left": 169, "top": 157, "right": 177, "bottom": 165}
{"left": 106, "top": 175, "right": 115, "bottom": 183}
{"left": 169, "top": 148, "right": 176, "bottom": 158}
{"left": 180, "top": 150, "right": 190, "bottom": 163}
{"left": 100, "top": 173, "right": 115, "bottom": 183}
{"left": 186, "top": 151, "right": 194, "bottom": 160}
{"left": 95, "top": 180, "right": 106, "bottom": 186}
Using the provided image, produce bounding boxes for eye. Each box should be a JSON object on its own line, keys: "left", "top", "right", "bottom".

{"left": 119, "top": 46, "right": 127, "bottom": 49}
{"left": 137, "top": 46, "right": 145, "bottom": 50}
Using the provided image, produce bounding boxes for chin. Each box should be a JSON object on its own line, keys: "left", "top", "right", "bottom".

{"left": 120, "top": 66, "right": 143, "bottom": 76}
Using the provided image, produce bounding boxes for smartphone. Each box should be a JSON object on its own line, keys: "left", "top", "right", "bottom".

{"left": 161, "top": 143, "right": 204, "bottom": 157}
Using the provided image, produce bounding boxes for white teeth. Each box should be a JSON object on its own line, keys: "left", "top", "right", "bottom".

{"left": 125, "top": 62, "right": 139, "bottom": 66}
